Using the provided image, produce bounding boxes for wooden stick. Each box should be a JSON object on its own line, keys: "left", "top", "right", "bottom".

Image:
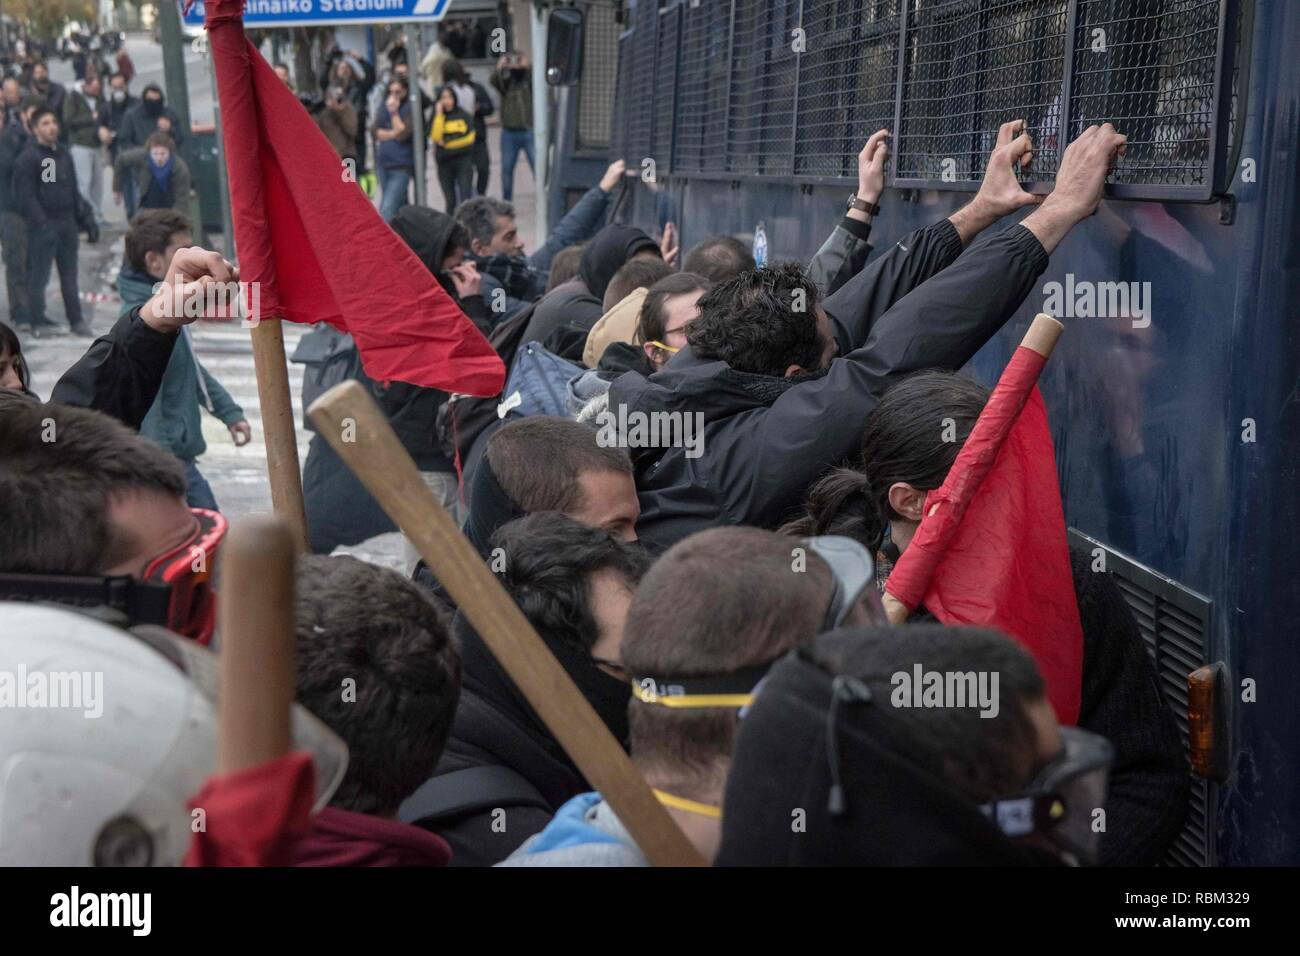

{"left": 216, "top": 516, "right": 297, "bottom": 775}
{"left": 882, "top": 313, "right": 1065, "bottom": 627}
{"left": 249, "top": 318, "right": 309, "bottom": 553}
{"left": 1021, "top": 312, "right": 1065, "bottom": 359}
{"left": 308, "top": 380, "right": 705, "bottom": 867}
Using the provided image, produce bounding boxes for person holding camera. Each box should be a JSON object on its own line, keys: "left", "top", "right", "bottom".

{"left": 491, "top": 51, "right": 532, "bottom": 202}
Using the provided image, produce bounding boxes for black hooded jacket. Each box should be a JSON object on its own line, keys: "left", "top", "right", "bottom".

{"left": 403, "top": 613, "right": 632, "bottom": 866}
{"left": 521, "top": 224, "right": 659, "bottom": 352}
{"left": 716, "top": 632, "right": 1054, "bottom": 866}
{"left": 608, "top": 219, "right": 1050, "bottom": 554}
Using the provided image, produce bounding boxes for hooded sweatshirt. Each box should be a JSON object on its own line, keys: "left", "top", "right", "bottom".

{"left": 522, "top": 224, "right": 659, "bottom": 354}
{"left": 119, "top": 267, "right": 245, "bottom": 461}
{"left": 293, "top": 807, "right": 453, "bottom": 866}
{"left": 715, "top": 632, "right": 1055, "bottom": 866}
{"left": 498, "top": 793, "right": 646, "bottom": 867}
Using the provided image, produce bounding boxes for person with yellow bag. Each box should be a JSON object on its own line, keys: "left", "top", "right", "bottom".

{"left": 431, "top": 85, "right": 475, "bottom": 213}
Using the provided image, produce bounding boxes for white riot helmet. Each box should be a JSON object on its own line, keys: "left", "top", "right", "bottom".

{"left": 0, "top": 602, "right": 348, "bottom": 866}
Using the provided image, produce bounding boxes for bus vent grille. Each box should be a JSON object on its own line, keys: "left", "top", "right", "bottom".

{"left": 1068, "top": 529, "right": 1214, "bottom": 867}
{"left": 576, "top": 1, "right": 620, "bottom": 151}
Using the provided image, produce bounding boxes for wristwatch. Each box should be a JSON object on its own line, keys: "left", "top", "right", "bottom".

{"left": 846, "top": 193, "right": 880, "bottom": 216}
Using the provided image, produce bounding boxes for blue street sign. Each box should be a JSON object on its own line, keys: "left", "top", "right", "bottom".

{"left": 182, "top": 0, "right": 451, "bottom": 29}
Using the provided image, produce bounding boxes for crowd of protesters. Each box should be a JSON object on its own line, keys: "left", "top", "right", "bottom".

{"left": 0, "top": 85, "right": 1194, "bottom": 869}
{"left": 0, "top": 44, "right": 181, "bottom": 341}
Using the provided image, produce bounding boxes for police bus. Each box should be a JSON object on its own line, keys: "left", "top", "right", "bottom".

{"left": 534, "top": 0, "right": 1299, "bottom": 867}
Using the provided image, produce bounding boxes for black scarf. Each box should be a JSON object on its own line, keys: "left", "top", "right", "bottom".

{"left": 454, "top": 611, "right": 632, "bottom": 778}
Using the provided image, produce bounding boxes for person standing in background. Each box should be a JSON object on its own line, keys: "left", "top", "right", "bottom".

{"left": 491, "top": 51, "right": 533, "bottom": 202}
{"left": 14, "top": 107, "right": 98, "bottom": 337}
{"left": 63, "top": 72, "right": 107, "bottom": 223}
{"left": 431, "top": 85, "right": 475, "bottom": 213}
{"left": 373, "top": 77, "right": 415, "bottom": 222}
{"left": 0, "top": 99, "right": 38, "bottom": 334}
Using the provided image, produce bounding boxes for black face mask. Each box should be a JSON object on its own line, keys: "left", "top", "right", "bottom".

{"left": 143, "top": 98, "right": 163, "bottom": 117}
{"left": 33, "top": 78, "right": 49, "bottom": 91}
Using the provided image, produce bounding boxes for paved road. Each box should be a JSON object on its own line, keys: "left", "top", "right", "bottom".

{"left": 17, "top": 33, "right": 541, "bottom": 573}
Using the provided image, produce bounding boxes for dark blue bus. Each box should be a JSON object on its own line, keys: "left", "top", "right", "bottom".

{"left": 544, "top": 0, "right": 1299, "bottom": 866}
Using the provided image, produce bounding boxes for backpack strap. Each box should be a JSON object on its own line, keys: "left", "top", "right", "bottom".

{"left": 398, "top": 765, "right": 552, "bottom": 827}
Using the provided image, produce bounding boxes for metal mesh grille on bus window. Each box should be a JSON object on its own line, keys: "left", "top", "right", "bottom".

{"left": 617, "top": 0, "right": 660, "bottom": 166}
{"left": 796, "top": 0, "right": 901, "bottom": 178}
{"left": 896, "top": 0, "right": 1068, "bottom": 184}
{"left": 1071, "top": 0, "right": 1220, "bottom": 188}
{"left": 577, "top": 1, "right": 621, "bottom": 150}
{"left": 726, "top": 0, "right": 800, "bottom": 175}
{"left": 652, "top": 4, "right": 683, "bottom": 171}
{"left": 1068, "top": 529, "right": 1213, "bottom": 867}
{"left": 673, "top": 0, "right": 731, "bottom": 173}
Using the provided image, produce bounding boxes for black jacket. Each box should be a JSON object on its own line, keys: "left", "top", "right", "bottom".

{"left": 0, "top": 122, "right": 28, "bottom": 214}
{"left": 608, "top": 219, "right": 1050, "bottom": 553}
{"left": 49, "top": 306, "right": 179, "bottom": 428}
{"left": 404, "top": 616, "right": 631, "bottom": 866}
{"left": 117, "top": 96, "right": 183, "bottom": 152}
{"left": 14, "top": 140, "right": 92, "bottom": 227}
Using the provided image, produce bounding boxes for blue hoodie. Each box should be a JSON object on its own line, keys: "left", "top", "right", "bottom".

{"left": 497, "top": 793, "right": 647, "bottom": 867}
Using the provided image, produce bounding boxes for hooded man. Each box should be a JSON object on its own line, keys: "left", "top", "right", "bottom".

{"left": 716, "top": 626, "right": 1115, "bottom": 866}
{"left": 300, "top": 207, "right": 486, "bottom": 555}
{"left": 522, "top": 222, "right": 664, "bottom": 357}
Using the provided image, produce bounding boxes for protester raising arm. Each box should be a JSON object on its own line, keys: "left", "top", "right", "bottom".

{"left": 822, "top": 119, "right": 1043, "bottom": 350}
{"left": 723, "top": 124, "right": 1127, "bottom": 531}
{"left": 807, "top": 129, "right": 889, "bottom": 298}
{"left": 51, "top": 248, "right": 240, "bottom": 429}
{"left": 527, "top": 159, "right": 628, "bottom": 275}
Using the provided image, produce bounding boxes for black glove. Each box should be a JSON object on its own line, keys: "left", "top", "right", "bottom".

{"left": 85, "top": 219, "right": 100, "bottom": 244}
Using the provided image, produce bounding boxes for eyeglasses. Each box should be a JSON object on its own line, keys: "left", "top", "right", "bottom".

{"left": 645, "top": 341, "right": 680, "bottom": 355}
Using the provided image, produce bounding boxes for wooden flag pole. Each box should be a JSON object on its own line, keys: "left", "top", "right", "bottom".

{"left": 216, "top": 516, "right": 298, "bottom": 774}
{"left": 881, "top": 313, "right": 1065, "bottom": 625}
{"left": 249, "top": 319, "right": 310, "bottom": 553}
{"left": 308, "top": 380, "right": 706, "bottom": 867}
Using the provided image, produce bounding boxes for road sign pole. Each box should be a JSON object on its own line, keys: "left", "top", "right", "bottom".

{"left": 409, "top": 27, "right": 428, "bottom": 208}
{"left": 159, "top": 0, "right": 194, "bottom": 140}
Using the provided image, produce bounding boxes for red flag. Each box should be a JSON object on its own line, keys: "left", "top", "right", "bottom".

{"left": 885, "top": 346, "right": 1084, "bottom": 724}
{"left": 203, "top": 0, "right": 504, "bottom": 396}
{"left": 184, "top": 751, "right": 315, "bottom": 866}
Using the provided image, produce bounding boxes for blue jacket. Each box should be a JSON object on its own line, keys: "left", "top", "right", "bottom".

{"left": 118, "top": 268, "right": 244, "bottom": 461}
{"left": 498, "top": 793, "right": 646, "bottom": 867}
